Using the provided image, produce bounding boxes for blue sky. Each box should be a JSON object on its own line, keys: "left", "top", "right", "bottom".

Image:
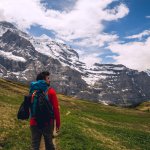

{"left": 105, "top": 0, "right": 150, "bottom": 36}
{"left": 0, "top": 0, "right": 150, "bottom": 70}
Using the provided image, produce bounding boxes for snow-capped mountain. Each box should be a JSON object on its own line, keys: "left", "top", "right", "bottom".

{"left": 0, "top": 21, "right": 150, "bottom": 107}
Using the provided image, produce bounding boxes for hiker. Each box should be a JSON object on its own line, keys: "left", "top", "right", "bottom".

{"left": 29, "top": 71, "right": 60, "bottom": 150}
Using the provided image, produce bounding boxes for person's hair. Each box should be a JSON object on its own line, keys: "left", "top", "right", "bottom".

{"left": 36, "top": 71, "right": 50, "bottom": 81}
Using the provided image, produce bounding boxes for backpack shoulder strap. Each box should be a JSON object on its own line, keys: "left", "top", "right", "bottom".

{"left": 45, "top": 87, "right": 51, "bottom": 101}
{"left": 31, "top": 90, "right": 37, "bottom": 103}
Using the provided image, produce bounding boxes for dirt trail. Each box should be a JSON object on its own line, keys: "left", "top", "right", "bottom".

{"left": 40, "top": 137, "right": 45, "bottom": 150}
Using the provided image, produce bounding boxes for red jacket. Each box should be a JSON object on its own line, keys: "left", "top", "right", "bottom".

{"left": 30, "top": 88, "right": 60, "bottom": 128}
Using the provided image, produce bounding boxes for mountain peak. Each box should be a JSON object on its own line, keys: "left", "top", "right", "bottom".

{"left": 0, "top": 21, "right": 17, "bottom": 29}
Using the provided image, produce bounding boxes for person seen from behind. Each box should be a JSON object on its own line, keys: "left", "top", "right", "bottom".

{"left": 29, "top": 71, "right": 60, "bottom": 150}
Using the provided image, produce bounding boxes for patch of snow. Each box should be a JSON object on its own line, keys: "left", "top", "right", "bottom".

{"left": 145, "top": 69, "right": 150, "bottom": 76}
{"left": 11, "top": 72, "right": 20, "bottom": 75}
{"left": 122, "top": 89, "right": 129, "bottom": 92}
{"left": 55, "top": 39, "right": 65, "bottom": 44}
{"left": 82, "top": 74, "right": 106, "bottom": 85}
{"left": 91, "top": 65, "right": 125, "bottom": 71}
{"left": 100, "top": 101, "right": 109, "bottom": 105}
{"left": 0, "top": 51, "right": 26, "bottom": 62}
{"left": 31, "top": 38, "right": 86, "bottom": 73}
{"left": 0, "top": 29, "right": 7, "bottom": 36}
{"left": 110, "top": 67, "right": 125, "bottom": 70}
{"left": 131, "top": 78, "right": 135, "bottom": 83}
{"left": 22, "top": 68, "right": 30, "bottom": 73}
{"left": 107, "top": 85, "right": 113, "bottom": 88}
{"left": 20, "top": 76, "right": 28, "bottom": 80}
{"left": 0, "top": 25, "right": 11, "bottom": 36}
{"left": 87, "top": 69, "right": 116, "bottom": 75}
{"left": 112, "top": 91, "right": 120, "bottom": 94}
{"left": 39, "top": 34, "right": 52, "bottom": 40}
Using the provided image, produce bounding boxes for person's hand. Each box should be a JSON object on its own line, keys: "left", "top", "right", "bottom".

{"left": 56, "top": 127, "right": 60, "bottom": 133}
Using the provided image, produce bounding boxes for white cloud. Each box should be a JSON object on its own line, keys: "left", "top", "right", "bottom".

{"left": 0, "top": 0, "right": 129, "bottom": 47}
{"left": 81, "top": 54, "right": 101, "bottom": 68}
{"left": 146, "top": 16, "right": 150, "bottom": 19}
{"left": 108, "top": 37, "right": 150, "bottom": 71}
{"left": 104, "top": 3, "right": 129, "bottom": 21}
{"left": 77, "top": 49, "right": 102, "bottom": 68}
{"left": 47, "top": 0, "right": 129, "bottom": 45}
{"left": 0, "top": 9, "right": 5, "bottom": 20}
{"left": 1, "top": 0, "right": 149, "bottom": 72}
{"left": 126, "top": 30, "right": 150, "bottom": 39}
{"left": 75, "top": 33, "right": 118, "bottom": 47}
{"left": 0, "top": 0, "right": 131, "bottom": 68}
{"left": 0, "top": 0, "right": 47, "bottom": 30}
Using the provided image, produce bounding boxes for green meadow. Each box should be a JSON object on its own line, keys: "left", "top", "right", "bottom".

{"left": 0, "top": 78, "right": 150, "bottom": 150}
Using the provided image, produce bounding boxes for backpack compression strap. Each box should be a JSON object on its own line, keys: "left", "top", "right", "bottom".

{"left": 31, "top": 88, "right": 49, "bottom": 103}
{"left": 31, "top": 90, "right": 37, "bottom": 103}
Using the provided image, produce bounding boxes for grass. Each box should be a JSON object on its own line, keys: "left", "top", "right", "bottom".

{"left": 0, "top": 78, "right": 150, "bottom": 150}
{"left": 57, "top": 95, "right": 150, "bottom": 150}
{"left": 0, "top": 78, "right": 30, "bottom": 150}
{"left": 136, "top": 101, "right": 150, "bottom": 112}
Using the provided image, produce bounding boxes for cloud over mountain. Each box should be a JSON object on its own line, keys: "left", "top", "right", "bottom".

{"left": 0, "top": 0, "right": 150, "bottom": 71}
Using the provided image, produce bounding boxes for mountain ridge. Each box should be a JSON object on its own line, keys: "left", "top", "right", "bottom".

{"left": 0, "top": 21, "right": 150, "bottom": 106}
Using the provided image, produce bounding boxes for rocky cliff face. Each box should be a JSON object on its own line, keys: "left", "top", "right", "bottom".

{"left": 0, "top": 21, "right": 150, "bottom": 107}
{"left": 79, "top": 64, "right": 150, "bottom": 106}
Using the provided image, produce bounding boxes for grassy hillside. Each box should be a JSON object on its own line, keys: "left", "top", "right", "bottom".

{"left": 0, "top": 78, "right": 150, "bottom": 150}
{"left": 136, "top": 101, "right": 150, "bottom": 112}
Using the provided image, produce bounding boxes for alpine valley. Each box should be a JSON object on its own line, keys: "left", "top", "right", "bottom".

{"left": 0, "top": 21, "right": 150, "bottom": 107}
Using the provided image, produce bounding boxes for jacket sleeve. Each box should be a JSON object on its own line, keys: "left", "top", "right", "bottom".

{"left": 48, "top": 88, "right": 60, "bottom": 129}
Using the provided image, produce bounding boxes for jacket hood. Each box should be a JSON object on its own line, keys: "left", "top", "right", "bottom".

{"left": 29, "top": 80, "right": 49, "bottom": 93}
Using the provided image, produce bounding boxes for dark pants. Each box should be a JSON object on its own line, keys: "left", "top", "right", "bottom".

{"left": 30, "top": 124, "right": 55, "bottom": 150}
